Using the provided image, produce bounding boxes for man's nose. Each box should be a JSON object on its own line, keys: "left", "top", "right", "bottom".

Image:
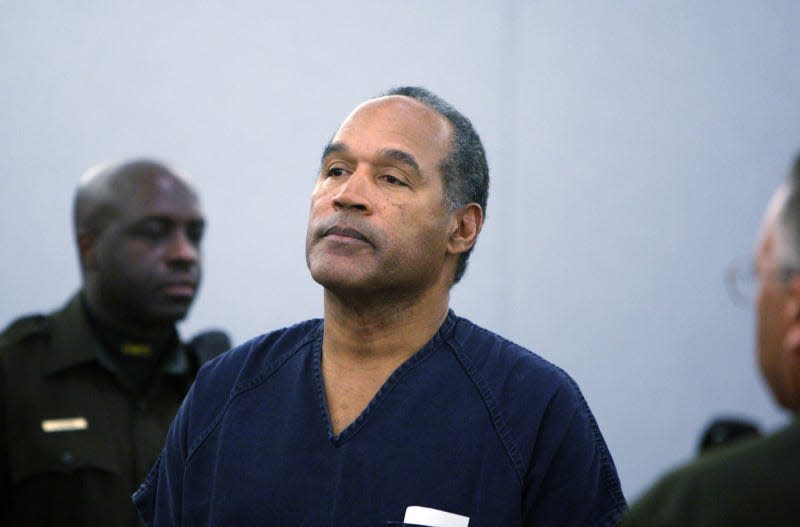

{"left": 166, "top": 229, "right": 200, "bottom": 265}
{"left": 331, "top": 169, "right": 372, "bottom": 213}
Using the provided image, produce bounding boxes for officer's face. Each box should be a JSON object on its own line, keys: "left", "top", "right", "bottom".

{"left": 91, "top": 172, "right": 204, "bottom": 332}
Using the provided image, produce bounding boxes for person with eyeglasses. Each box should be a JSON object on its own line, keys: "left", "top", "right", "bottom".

{"left": 618, "top": 153, "right": 800, "bottom": 526}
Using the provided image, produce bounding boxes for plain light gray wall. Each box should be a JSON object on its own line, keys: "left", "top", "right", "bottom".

{"left": 2, "top": 1, "right": 799, "bottom": 500}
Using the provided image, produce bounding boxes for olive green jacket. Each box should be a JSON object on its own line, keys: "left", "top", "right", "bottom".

{"left": 0, "top": 294, "right": 202, "bottom": 527}
{"left": 619, "top": 417, "right": 800, "bottom": 526}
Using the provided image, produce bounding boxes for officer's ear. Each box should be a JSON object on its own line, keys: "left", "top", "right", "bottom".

{"left": 785, "top": 274, "right": 800, "bottom": 322}
{"left": 782, "top": 275, "right": 800, "bottom": 365}
{"left": 77, "top": 232, "right": 99, "bottom": 271}
{"left": 782, "top": 275, "right": 800, "bottom": 406}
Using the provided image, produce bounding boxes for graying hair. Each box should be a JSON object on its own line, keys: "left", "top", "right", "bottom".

{"left": 776, "top": 154, "right": 800, "bottom": 270}
{"left": 379, "top": 86, "right": 489, "bottom": 284}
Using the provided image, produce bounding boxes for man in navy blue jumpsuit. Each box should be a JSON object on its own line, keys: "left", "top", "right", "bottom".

{"left": 134, "top": 87, "right": 627, "bottom": 527}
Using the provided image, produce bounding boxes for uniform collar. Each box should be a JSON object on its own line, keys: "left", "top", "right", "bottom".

{"left": 43, "top": 293, "right": 100, "bottom": 376}
{"left": 42, "top": 292, "right": 189, "bottom": 377}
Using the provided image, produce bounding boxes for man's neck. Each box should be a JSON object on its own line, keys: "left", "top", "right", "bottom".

{"left": 321, "top": 288, "right": 450, "bottom": 365}
{"left": 81, "top": 292, "right": 173, "bottom": 340}
{"left": 319, "top": 287, "right": 450, "bottom": 435}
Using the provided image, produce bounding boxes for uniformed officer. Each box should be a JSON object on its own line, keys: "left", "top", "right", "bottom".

{"left": 0, "top": 159, "right": 228, "bottom": 526}
{"left": 618, "top": 154, "right": 800, "bottom": 525}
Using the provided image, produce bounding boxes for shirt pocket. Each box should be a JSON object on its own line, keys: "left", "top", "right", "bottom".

{"left": 9, "top": 419, "right": 121, "bottom": 484}
{"left": 6, "top": 420, "right": 129, "bottom": 526}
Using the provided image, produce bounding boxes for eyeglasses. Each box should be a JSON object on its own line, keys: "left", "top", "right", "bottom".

{"left": 725, "top": 256, "right": 799, "bottom": 308}
{"left": 724, "top": 258, "right": 757, "bottom": 308}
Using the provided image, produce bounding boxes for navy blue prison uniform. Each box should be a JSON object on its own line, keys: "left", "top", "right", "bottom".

{"left": 134, "top": 311, "right": 626, "bottom": 526}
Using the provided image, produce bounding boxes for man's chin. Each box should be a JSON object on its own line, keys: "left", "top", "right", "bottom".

{"left": 310, "top": 268, "right": 368, "bottom": 291}
{"left": 153, "top": 299, "right": 195, "bottom": 322}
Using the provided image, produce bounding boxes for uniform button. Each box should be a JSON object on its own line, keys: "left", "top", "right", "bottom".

{"left": 60, "top": 451, "right": 75, "bottom": 466}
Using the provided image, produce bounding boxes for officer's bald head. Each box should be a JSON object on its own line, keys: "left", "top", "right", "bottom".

{"left": 73, "top": 159, "right": 195, "bottom": 240}
{"left": 73, "top": 159, "right": 204, "bottom": 333}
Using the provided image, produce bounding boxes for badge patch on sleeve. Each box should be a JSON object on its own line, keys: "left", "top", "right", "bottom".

{"left": 41, "top": 417, "right": 89, "bottom": 433}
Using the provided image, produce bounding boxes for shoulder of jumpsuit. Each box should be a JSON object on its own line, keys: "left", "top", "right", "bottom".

{"left": 181, "top": 319, "right": 323, "bottom": 422}
{"left": 448, "top": 313, "right": 590, "bottom": 440}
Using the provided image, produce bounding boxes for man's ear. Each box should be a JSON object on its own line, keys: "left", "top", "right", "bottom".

{"left": 784, "top": 275, "right": 800, "bottom": 356}
{"left": 77, "top": 232, "right": 99, "bottom": 271}
{"left": 447, "top": 203, "right": 484, "bottom": 256}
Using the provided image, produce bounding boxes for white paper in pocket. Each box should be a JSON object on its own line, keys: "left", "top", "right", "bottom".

{"left": 403, "top": 506, "right": 470, "bottom": 527}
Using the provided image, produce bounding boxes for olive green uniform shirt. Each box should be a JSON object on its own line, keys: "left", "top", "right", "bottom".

{"left": 0, "top": 294, "right": 203, "bottom": 526}
{"left": 619, "top": 417, "right": 800, "bottom": 526}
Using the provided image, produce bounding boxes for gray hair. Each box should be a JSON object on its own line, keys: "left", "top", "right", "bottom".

{"left": 776, "top": 153, "right": 800, "bottom": 270}
{"left": 379, "top": 86, "right": 489, "bottom": 284}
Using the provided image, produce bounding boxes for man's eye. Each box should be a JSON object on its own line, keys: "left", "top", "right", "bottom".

{"left": 382, "top": 174, "right": 406, "bottom": 186}
{"left": 327, "top": 167, "right": 346, "bottom": 177}
{"left": 130, "top": 221, "right": 170, "bottom": 240}
{"left": 134, "top": 224, "right": 167, "bottom": 239}
{"left": 187, "top": 225, "right": 204, "bottom": 245}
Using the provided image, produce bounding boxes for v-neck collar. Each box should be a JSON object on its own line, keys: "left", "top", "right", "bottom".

{"left": 313, "top": 311, "right": 458, "bottom": 446}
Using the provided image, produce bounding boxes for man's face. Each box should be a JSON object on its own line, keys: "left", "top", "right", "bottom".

{"left": 306, "top": 96, "right": 456, "bottom": 298}
{"left": 755, "top": 187, "right": 799, "bottom": 409}
{"left": 90, "top": 173, "right": 204, "bottom": 330}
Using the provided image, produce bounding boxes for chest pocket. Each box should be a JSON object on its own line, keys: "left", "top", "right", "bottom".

{"left": 4, "top": 358, "right": 128, "bottom": 485}
{"left": 6, "top": 413, "right": 129, "bottom": 526}
{"left": 9, "top": 416, "right": 122, "bottom": 484}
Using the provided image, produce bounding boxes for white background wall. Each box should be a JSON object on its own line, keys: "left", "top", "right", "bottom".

{"left": 2, "top": 1, "right": 799, "bottom": 501}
